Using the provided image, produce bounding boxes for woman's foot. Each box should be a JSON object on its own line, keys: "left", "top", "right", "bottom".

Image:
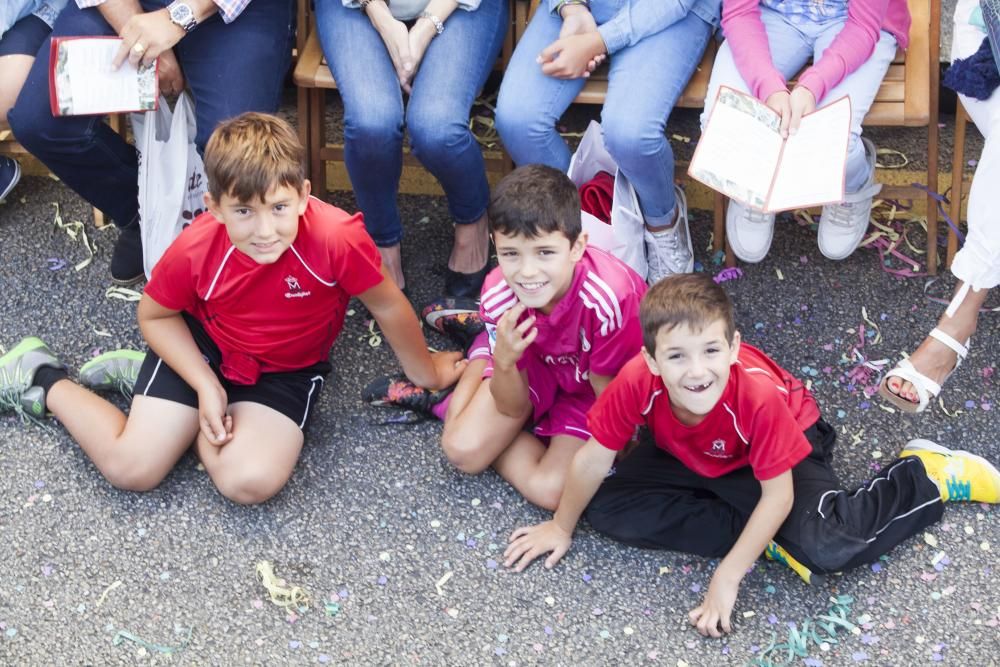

{"left": 445, "top": 213, "right": 490, "bottom": 298}
{"left": 378, "top": 244, "right": 405, "bottom": 291}
{"left": 882, "top": 283, "right": 985, "bottom": 407}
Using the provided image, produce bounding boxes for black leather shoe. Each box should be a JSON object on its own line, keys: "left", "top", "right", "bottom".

{"left": 443, "top": 264, "right": 489, "bottom": 299}
{"left": 110, "top": 223, "right": 145, "bottom": 286}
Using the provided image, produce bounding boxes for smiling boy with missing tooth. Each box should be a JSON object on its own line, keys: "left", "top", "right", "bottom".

{"left": 503, "top": 273, "right": 1000, "bottom": 637}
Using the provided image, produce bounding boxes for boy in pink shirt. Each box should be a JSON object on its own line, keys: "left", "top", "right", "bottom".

{"left": 704, "top": 0, "right": 908, "bottom": 263}
{"left": 367, "top": 165, "right": 647, "bottom": 508}
{"left": 502, "top": 274, "right": 1000, "bottom": 637}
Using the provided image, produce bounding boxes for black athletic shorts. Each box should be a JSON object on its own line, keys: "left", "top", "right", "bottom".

{"left": 133, "top": 314, "right": 331, "bottom": 430}
{"left": 0, "top": 15, "right": 51, "bottom": 58}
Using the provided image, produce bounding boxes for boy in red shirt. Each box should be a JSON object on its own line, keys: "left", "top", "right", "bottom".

{"left": 367, "top": 165, "right": 647, "bottom": 509}
{"left": 0, "top": 113, "right": 463, "bottom": 504}
{"left": 503, "top": 273, "right": 1000, "bottom": 636}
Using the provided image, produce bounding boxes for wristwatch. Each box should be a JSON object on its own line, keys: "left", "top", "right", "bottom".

{"left": 419, "top": 11, "right": 444, "bottom": 35}
{"left": 167, "top": 1, "right": 198, "bottom": 33}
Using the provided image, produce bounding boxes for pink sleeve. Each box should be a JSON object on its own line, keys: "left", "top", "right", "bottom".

{"left": 795, "top": 0, "right": 892, "bottom": 102}
{"left": 721, "top": 0, "right": 788, "bottom": 102}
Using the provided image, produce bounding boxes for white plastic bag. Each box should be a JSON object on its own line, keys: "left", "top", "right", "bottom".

{"left": 567, "top": 120, "right": 647, "bottom": 279}
{"left": 132, "top": 92, "right": 207, "bottom": 279}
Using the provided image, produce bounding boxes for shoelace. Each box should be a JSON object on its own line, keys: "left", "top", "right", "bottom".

{"left": 743, "top": 208, "right": 774, "bottom": 226}
{"left": 0, "top": 370, "right": 48, "bottom": 428}
{"left": 826, "top": 181, "right": 882, "bottom": 229}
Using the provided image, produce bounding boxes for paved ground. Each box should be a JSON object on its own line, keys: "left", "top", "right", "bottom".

{"left": 1, "top": 166, "right": 998, "bottom": 667}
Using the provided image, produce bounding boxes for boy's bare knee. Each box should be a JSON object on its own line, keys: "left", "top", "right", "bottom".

{"left": 102, "top": 459, "right": 167, "bottom": 493}
{"left": 213, "top": 466, "right": 287, "bottom": 505}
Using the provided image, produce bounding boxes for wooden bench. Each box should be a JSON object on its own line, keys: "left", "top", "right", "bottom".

{"left": 517, "top": 0, "right": 941, "bottom": 271}
{"left": 293, "top": 0, "right": 515, "bottom": 200}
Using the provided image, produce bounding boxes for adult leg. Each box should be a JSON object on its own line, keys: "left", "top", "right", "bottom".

{"left": 407, "top": 0, "right": 508, "bottom": 281}
{"left": 46, "top": 382, "right": 200, "bottom": 491}
{"left": 173, "top": 0, "right": 295, "bottom": 154}
{"left": 315, "top": 0, "right": 406, "bottom": 286}
{"left": 601, "top": 13, "right": 711, "bottom": 225}
{"left": 494, "top": 7, "right": 586, "bottom": 169}
{"left": 584, "top": 437, "right": 752, "bottom": 555}
{"left": 0, "top": 13, "right": 53, "bottom": 125}
{"left": 196, "top": 401, "right": 304, "bottom": 505}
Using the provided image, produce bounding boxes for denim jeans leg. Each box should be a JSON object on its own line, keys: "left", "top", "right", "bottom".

{"left": 812, "top": 24, "right": 896, "bottom": 193}
{"left": 175, "top": 0, "right": 294, "bottom": 154}
{"left": 407, "top": 0, "right": 508, "bottom": 225}
{"left": 316, "top": 0, "right": 405, "bottom": 246}
{"left": 701, "top": 8, "right": 814, "bottom": 129}
{"left": 601, "top": 13, "right": 712, "bottom": 222}
{"left": 8, "top": 2, "right": 141, "bottom": 228}
{"left": 495, "top": 7, "right": 586, "bottom": 169}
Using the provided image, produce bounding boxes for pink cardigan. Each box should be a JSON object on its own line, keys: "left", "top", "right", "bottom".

{"left": 721, "top": 0, "right": 911, "bottom": 103}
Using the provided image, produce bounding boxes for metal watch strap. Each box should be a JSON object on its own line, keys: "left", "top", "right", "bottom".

{"left": 419, "top": 11, "right": 444, "bottom": 35}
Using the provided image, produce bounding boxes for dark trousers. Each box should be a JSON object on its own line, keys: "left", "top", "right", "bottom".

{"left": 584, "top": 419, "right": 944, "bottom": 574}
{"left": 8, "top": 0, "right": 295, "bottom": 229}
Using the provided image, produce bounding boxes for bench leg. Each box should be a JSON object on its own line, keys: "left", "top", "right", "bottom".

{"left": 309, "top": 89, "right": 326, "bottom": 200}
{"left": 947, "top": 104, "right": 968, "bottom": 269}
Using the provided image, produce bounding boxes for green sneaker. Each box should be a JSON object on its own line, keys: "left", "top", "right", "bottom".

{"left": 0, "top": 337, "right": 65, "bottom": 421}
{"left": 764, "top": 541, "right": 825, "bottom": 586}
{"left": 79, "top": 349, "right": 145, "bottom": 401}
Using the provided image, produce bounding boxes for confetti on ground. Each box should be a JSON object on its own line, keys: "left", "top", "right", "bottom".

{"left": 51, "top": 202, "right": 97, "bottom": 271}
{"left": 111, "top": 627, "right": 191, "bottom": 655}
{"left": 105, "top": 286, "right": 142, "bottom": 302}
{"left": 435, "top": 571, "right": 453, "bottom": 597}
{"left": 749, "top": 596, "right": 860, "bottom": 667}
{"left": 97, "top": 580, "right": 123, "bottom": 607}
{"left": 255, "top": 561, "right": 310, "bottom": 611}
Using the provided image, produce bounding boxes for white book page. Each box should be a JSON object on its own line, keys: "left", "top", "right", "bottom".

{"left": 766, "top": 96, "right": 852, "bottom": 212}
{"left": 55, "top": 39, "right": 156, "bottom": 115}
{"left": 688, "top": 88, "right": 783, "bottom": 210}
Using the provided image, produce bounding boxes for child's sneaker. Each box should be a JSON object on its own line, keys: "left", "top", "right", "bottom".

{"left": 725, "top": 199, "right": 775, "bottom": 263}
{"left": 764, "top": 541, "right": 825, "bottom": 586}
{"left": 900, "top": 438, "right": 1000, "bottom": 503}
{"left": 422, "top": 297, "right": 484, "bottom": 350}
{"left": 643, "top": 185, "right": 694, "bottom": 284}
{"left": 817, "top": 137, "right": 881, "bottom": 260}
{"left": 0, "top": 337, "right": 65, "bottom": 420}
{"left": 0, "top": 156, "right": 21, "bottom": 203}
{"left": 79, "top": 349, "right": 146, "bottom": 401}
{"left": 362, "top": 374, "right": 452, "bottom": 415}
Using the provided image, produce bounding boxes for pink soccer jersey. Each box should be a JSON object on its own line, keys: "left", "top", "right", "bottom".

{"left": 478, "top": 246, "right": 647, "bottom": 400}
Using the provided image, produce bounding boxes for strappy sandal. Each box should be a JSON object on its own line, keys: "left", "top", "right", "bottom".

{"left": 878, "top": 328, "right": 970, "bottom": 413}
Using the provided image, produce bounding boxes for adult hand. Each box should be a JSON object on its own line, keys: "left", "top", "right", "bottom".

{"left": 504, "top": 520, "right": 573, "bottom": 571}
{"left": 157, "top": 47, "right": 185, "bottom": 96}
{"left": 559, "top": 4, "right": 597, "bottom": 38}
{"left": 538, "top": 32, "right": 607, "bottom": 79}
{"left": 114, "top": 8, "right": 185, "bottom": 70}
{"left": 402, "top": 18, "right": 437, "bottom": 93}
{"left": 688, "top": 568, "right": 740, "bottom": 637}
{"left": 427, "top": 350, "right": 468, "bottom": 390}
{"left": 492, "top": 303, "right": 537, "bottom": 371}
{"left": 367, "top": 3, "right": 415, "bottom": 90}
{"left": 787, "top": 86, "right": 816, "bottom": 136}
{"left": 764, "top": 90, "right": 792, "bottom": 138}
{"left": 197, "top": 382, "right": 233, "bottom": 447}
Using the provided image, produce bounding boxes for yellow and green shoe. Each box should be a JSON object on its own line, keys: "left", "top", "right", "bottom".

{"left": 900, "top": 439, "right": 1000, "bottom": 503}
{"left": 764, "top": 541, "right": 825, "bottom": 586}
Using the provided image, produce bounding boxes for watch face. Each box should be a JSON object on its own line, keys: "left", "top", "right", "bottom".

{"left": 170, "top": 3, "right": 193, "bottom": 23}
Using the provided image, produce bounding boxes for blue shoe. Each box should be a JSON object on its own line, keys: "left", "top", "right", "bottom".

{"left": 0, "top": 156, "right": 21, "bottom": 203}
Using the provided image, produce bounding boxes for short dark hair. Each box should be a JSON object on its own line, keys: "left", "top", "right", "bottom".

{"left": 204, "top": 112, "right": 305, "bottom": 203}
{"left": 641, "top": 274, "right": 737, "bottom": 354}
{"left": 487, "top": 164, "right": 581, "bottom": 244}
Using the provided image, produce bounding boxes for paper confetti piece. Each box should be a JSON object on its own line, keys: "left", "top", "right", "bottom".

{"left": 105, "top": 286, "right": 142, "bottom": 302}
{"left": 923, "top": 533, "right": 938, "bottom": 547}
{"left": 255, "top": 561, "right": 310, "bottom": 610}
{"left": 97, "top": 580, "right": 123, "bottom": 608}
{"left": 111, "top": 627, "right": 191, "bottom": 655}
{"left": 435, "top": 571, "right": 453, "bottom": 597}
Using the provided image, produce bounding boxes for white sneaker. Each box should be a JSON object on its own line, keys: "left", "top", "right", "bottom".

{"left": 818, "top": 137, "right": 882, "bottom": 260}
{"left": 644, "top": 185, "right": 694, "bottom": 284}
{"left": 725, "top": 198, "right": 775, "bottom": 263}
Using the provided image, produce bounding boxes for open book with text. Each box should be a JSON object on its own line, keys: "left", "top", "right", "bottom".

{"left": 49, "top": 37, "right": 158, "bottom": 117}
{"left": 688, "top": 87, "right": 851, "bottom": 213}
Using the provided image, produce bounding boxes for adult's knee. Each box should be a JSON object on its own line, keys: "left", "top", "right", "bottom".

{"left": 407, "top": 105, "right": 467, "bottom": 159}
{"left": 494, "top": 94, "right": 552, "bottom": 164}
{"left": 7, "top": 92, "right": 57, "bottom": 154}
{"left": 601, "top": 115, "right": 664, "bottom": 166}
{"left": 343, "top": 109, "right": 402, "bottom": 151}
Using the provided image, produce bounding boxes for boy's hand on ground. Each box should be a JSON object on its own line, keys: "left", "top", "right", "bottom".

{"left": 504, "top": 520, "right": 572, "bottom": 572}
{"left": 688, "top": 569, "right": 740, "bottom": 637}
{"left": 765, "top": 90, "right": 792, "bottom": 138}
{"left": 197, "top": 383, "right": 233, "bottom": 447}
{"left": 492, "top": 303, "right": 537, "bottom": 370}
{"left": 787, "top": 86, "right": 816, "bottom": 135}
{"left": 538, "top": 32, "right": 607, "bottom": 79}
{"left": 427, "top": 350, "right": 468, "bottom": 390}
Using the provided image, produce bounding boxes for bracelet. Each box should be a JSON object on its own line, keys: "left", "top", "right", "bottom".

{"left": 419, "top": 11, "right": 444, "bottom": 35}
{"left": 556, "top": 0, "right": 589, "bottom": 17}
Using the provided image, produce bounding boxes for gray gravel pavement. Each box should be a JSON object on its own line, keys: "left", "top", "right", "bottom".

{"left": 0, "top": 176, "right": 997, "bottom": 666}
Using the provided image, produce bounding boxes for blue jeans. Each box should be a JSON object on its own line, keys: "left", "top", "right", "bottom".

{"left": 702, "top": 6, "right": 897, "bottom": 194}
{"left": 495, "top": 9, "right": 712, "bottom": 224}
{"left": 8, "top": 0, "right": 294, "bottom": 229}
{"left": 315, "top": 0, "right": 508, "bottom": 247}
